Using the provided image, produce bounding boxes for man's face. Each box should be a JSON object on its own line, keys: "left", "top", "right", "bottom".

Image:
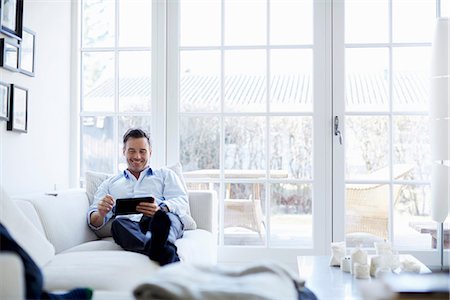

{"left": 123, "top": 137, "right": 151, "bottom": 174}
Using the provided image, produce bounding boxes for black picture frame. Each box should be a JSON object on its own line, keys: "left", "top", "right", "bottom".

{"left": 19, "top": 27, "right": 35, "bottom": 76}
{"left": 0, "top": 81, "right": 9, "bottom": 121}
{"left": 0, "top": 38, "right": 19, "bottom": 71}
{"left": 7, "top": 84, "right": 27, "bottom": 133}
{"left": 0, "top": 0, "right": 23, "bottom": 40}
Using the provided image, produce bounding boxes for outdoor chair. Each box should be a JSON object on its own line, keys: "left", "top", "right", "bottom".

{"left": 224, "top": 195, "right": 265, "bottom": 239}
{"left": 345, "top": 164, "right": 414, "bottom": 244}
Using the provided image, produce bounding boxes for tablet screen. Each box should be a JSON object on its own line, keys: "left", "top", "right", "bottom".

{"left": 114, "top": 196, "right": 154, "bottom": 215}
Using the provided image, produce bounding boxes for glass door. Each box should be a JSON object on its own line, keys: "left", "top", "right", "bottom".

{"left": 168, "top": 0, "right": 331, "bottom": 261}
{"left": 333, "top": 0, "right": 444, "bottom": 264}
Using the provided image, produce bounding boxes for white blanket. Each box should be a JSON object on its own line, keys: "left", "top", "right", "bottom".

{"left": 134, "top": 263, "right": 305, "bottom": 300}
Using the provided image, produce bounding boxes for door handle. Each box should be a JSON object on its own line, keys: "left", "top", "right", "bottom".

{"left": 334, "top": 116, "right": 343, "bottom": 145}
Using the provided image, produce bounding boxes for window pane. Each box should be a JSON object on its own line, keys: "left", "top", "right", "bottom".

{"left": 443, "top": 0, "right": 450, "bottom": 17}
{"left": 180, "top": 116, "right": 220, "bottom": 172}
{"left": 270, "top": 117, "right": 312, "bottom": 180}
{"left": 270, "top": 0, "right": 312, "bottom": 45}
{"left": 180, "top": 51, "right": 220, "bottom": 113}
{"left": 392, "top": 47, "right": 430, "bottom": 112}
{"left": 345, "top": 116, "right": 389, "bottom": 180}
{"left": 119, "top": 51, "right": 151, "bottom": 112}
{"left": 180, "top": 0, "right": 221, "bottom": 46}
{"left": 345, "top": 0, "right": 388, "bottom": 43}
{"left": 117, "top": 116, "right": 152, "bottom": 171}
{"left": 82, "top": 0, "right": 114, "bottom": 47}
{"left": 81, "top": 116, "right": 114, "bottom": 174}
{"left": 119, "top": 0, "right": 151, "bottom": 47}
{"left": 224, "top": 50, "right": 266, "bottom": 112}
{"left": 224, "top": 183, "right": 266, "bottom": 246}
{"left": 224, "top": 117, "right": 266, "bottom": 172}
{"left": 225, "top": 0, "right": 266, "bottom": 46}
{"left": 271, "top": 183, "right": 312, "bottom": 248}
{"left": 393, "top": 116, "right": 431, "bottom": 181}
{"left": 393, "top": 0, "right": 435, "bottom": 43}
{"left": 394, "top": 184, "right": 435, "bottom": 250}
{"left": 270, "top": 49, "right": 312, "bottom": 112}
{"left": 345, "top": 183, "right": 389, "bottom": 247}
{"left": 82, "top": 52, "right": 115, "bottom": 112}
{"left": 346, "top": 48, "right": 389, "bottom": 112}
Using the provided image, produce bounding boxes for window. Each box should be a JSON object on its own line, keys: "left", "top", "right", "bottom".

{"left": 80, "top": 0, "right": 153, "bottom": 176}
{"left": 78, "top": 0, "right": 446, "bottom": 264}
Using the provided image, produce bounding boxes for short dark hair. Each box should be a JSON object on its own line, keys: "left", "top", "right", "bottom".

{"left": 123, "top": 128, "right": 151, "bottom": 147}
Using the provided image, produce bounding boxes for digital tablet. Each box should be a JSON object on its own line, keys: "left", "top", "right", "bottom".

{"left": 114, "top": 196, "right": 154, "bottom": 215}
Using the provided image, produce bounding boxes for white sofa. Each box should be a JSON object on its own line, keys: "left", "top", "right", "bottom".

{"left": 0, "top": 188, "right": 217, "bottom": 298}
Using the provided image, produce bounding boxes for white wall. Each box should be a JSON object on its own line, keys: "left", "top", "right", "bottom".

{"left": 0, "top": 0, "right": 72, "bottom": 195}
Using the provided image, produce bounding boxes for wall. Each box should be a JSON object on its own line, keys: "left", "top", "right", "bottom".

{"left": 0, "top": 0, "right": 72, "bottom": 195}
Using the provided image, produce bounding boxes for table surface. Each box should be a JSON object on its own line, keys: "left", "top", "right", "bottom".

{"left": 297, "top": 255, "right": 431, "bottom": 300}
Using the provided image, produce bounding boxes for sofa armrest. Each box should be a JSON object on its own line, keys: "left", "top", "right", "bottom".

{"left": 0, "top": 253, "right": 25, "bottom": 299}
{"left": 188, "top": 190, "right": 217, "bottom": 234}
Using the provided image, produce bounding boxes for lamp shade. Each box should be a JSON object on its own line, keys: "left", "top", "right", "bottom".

{"left": 430, "top": 17, "right": 450, "bottom": 223}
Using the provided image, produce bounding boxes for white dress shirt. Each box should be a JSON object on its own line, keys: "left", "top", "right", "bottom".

{"left": 87, "top": 166, "right": 188, "bottom": 230}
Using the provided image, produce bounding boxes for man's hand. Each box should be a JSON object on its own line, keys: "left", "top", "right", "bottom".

{"left": 98, "top": 194, "right": 115, "bottom": 217}
{"left": 89, "top": 194, "right": 115, "bottom": 227}
{"left": 136, "top": 201, "right": 160, "bottom": 217}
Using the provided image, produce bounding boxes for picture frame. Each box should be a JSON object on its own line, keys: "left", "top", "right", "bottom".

{"left": 0, "top": 0, "right": 24, "bottom": 40}
{"left": 7, "top": 84, "right": 27, "bottom": 133}
{"left": 0, "top": 81, "right": 9, "bottom": 121}
{"left": 0, "top": 38, "right": 19, "bottom": 71}
{"left": 19, "top": 27, "right": 35, "bottom": 76}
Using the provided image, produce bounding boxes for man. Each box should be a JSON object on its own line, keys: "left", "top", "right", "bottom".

{"left": 87, "top": 128, "right": 187, "bottom": 265}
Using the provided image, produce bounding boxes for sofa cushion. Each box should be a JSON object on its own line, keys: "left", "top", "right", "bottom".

{"left": 175, "top": 229, "right": 216, "bottom": 264}
{"left": 0, "top": 189, "right": 55, "bottom": 268}
{"left": 61, "top": 238, "right": 122, "bottom": 253}
{"left": 42, "top": 251, "right": 159, "bottom": 291}
{"left": 15, "top": 189, "right": 98, "bottom": 253}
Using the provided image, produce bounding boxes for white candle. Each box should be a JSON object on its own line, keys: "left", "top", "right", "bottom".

{"left": 350, "top": 247, "right": 367, "bottom": 274}
{"left": 354, "top": 263, "right": 370, "bottom": 279}
{"left": 330, "top": 241, "right": 346, "bottom": 266}
{"left": 370, "top": 255, "right": 384, "bottom": 277}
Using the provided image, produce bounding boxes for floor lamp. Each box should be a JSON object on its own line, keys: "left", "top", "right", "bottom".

{"left": 430, "top": 17, "right": 449, "bottom": 271}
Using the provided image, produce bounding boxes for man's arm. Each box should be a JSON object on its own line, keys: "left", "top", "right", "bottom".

{"left": 87, "top": 179, "right": 114, "bottom": 230}
{"left": 160, "top": 169, "right": 189, "bottom": 216}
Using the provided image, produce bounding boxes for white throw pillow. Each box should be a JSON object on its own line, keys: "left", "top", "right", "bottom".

{"left": 0, "top": 188, "right": 55, "bottom": 267}
{"left": 167, "top": 163, "right": 197, "bottom": 230}
{"left": 85, "top": 170, "right": 111, "bottom": 205}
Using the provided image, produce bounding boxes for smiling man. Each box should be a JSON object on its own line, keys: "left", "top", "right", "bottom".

{"left": 87, "top": 128, "right": 188, "bottom": 265}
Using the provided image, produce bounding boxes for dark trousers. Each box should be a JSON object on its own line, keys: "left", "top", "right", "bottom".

{"left": 111, "top": 213, "right": 183, "bottom": 264}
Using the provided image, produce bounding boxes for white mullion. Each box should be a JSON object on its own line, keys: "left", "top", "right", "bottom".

{"left": 71, "top": 0, "right": 81, "bottom": 187}
{"left": 332, "top": 0, "right": 346, "bottom": 244}
{"left": 313, "top": 0, "right": 333, "bottom": 253}
{"left": 155, "top": 0, "right": 168, "bottom": 168}
{"left": 219, "top": 0, "right": 225, "bottom": 247}
{"left": 265, "top": 0, "right": 271, "bottom": 249}
{"left": 80, "top": 47, "right": 152, "bottom": 52}
{"left": 388, "top": 0, "right": 394, "bottom": 244}
{"left": 179, "top": 45, "right": 314, "bottom": 51}
{"left": 344, "top": 42, "right": 431, "bottom": 48}
{"left": 113, "top": 0, "right": 120, "bottom": 173}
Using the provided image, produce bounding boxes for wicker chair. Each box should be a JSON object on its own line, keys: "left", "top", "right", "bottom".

{"left": 224, "top": 195, "right": 265, "bottom": 239}
{"left": 345, "top": 164, "right": 413, "bottom": 241}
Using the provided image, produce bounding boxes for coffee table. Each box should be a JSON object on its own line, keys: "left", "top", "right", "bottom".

{"left": 297, "top": 255, "right": 431, "bottom": 300}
